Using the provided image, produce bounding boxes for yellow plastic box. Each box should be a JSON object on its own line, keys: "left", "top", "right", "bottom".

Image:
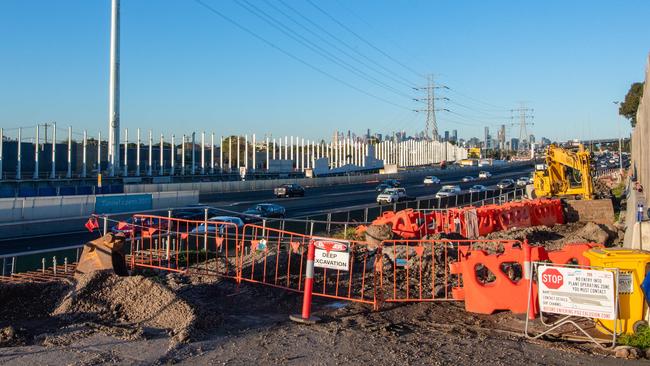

{"left": 583, "top": 247, "right": 650, "bottom": 334}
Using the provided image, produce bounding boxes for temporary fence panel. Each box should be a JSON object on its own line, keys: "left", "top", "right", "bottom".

{"left": 238, "top": 224, "right": 379, "bottom": 306}
{"left": 129, "top": 214, "right": 241, "bottom": 278}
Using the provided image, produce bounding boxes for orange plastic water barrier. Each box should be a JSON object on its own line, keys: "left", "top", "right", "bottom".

{"left": 129, "top": 214, "right": 241, "bottom": 278}
{"left": 238, "top": 224, "right": 380, "bottom": 307}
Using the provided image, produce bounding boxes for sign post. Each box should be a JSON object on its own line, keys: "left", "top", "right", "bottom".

{"left": 290, "top": 238, "right": 351, "bottom": 324}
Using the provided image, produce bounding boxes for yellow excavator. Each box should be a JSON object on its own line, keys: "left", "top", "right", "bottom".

{"left": 533, "top": 143, "right": 594, "bottom": 200}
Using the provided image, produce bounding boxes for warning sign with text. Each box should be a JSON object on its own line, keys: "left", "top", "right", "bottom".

{"left": 538, "top": 265, "right": 616, "bottom": 320}
{"left": 312, "top": 238, "right": 350, "bottom": 271}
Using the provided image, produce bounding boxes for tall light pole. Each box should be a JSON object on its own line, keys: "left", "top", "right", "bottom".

{"left": 108, "top": 0, "right": 121, "bottom": 176}
{"left": 613, "top": 101, "right": 624, "bottom": 177}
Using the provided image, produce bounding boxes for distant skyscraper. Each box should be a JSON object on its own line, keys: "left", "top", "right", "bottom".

{"left": 511, "top": 138, "right": 519, "bottom": 151}
{"left": 484, "top": 127, "right": 490, "bottom": 150}
{"left": 529, "top": 134, "right": 535, "bottom": 144}
{"left": 444, "top": 131, "right": 450, "bottom": 142}
{"left": 452, "top": 130, "right": 458, "bottom": 142}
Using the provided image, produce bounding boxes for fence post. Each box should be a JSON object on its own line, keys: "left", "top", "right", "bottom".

{"left": 166, "top": 210, "right": 172, "bottom": 260}
{"left": 290, "top": 239, "right": 319, "bottom": 324}
{"left": 326, "top": 213, "right": 331, "bottom": 235}
{"left": 364, "top": 207, "right": 368, "bottom": 223}
{"left": 204, "top": 208, "right": 209, "bottom": 252}
{"left": 53, "top": 256, "right": 57, "bottom": 275}
{"left": 103, "top": 216, "right": 108, "bottom": 236}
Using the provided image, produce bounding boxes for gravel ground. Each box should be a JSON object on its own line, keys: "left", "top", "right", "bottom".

{"left": 0, "top": 269, "right": 646, "bottom": 365}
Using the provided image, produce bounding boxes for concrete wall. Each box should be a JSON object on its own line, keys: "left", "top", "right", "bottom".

{"left": 0, "top": 191, "right": 198, "bottom": 223}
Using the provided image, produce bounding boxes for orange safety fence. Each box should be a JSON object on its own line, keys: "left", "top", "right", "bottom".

{"left": 128, "top": 214, "right": 241, "bottom": 278}
{"left": 238, "top": 223, "right": 380, "bottom": 307}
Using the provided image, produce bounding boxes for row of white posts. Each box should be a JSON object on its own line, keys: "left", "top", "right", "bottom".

{"left": 0, "top": 126, "right": 468, "bottom": 180}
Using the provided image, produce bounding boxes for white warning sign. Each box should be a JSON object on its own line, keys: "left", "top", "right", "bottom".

{"left": 538, "top": 265, "right": 616, "bottom": 320}
{"left": 312, "top": 238, "right": 350, "bottom": 271}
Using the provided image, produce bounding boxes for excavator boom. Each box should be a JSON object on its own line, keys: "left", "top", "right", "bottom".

{"left": 533, "top": 144, "right": 594, "bottom": 200}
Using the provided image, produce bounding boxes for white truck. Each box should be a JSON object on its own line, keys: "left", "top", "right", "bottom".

{"left": 376, "top": 188, "right": 410, "bottom": 204}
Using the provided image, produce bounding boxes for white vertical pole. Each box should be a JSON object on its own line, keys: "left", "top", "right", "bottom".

{"left": 82, "top": 130, "right": 87, "bottom": 178}
{"left": 301, "top": 138, "right": 305, "bottom": 171}
{"left": 170, "top": 134, "right": 175, "bottom": 176}
{"left": 181, "top": 134, "right": 186, "bottom": 175}
{"left": 219, "top": 136, "right": 223, "bottom": 172}
{"left": 135, "top": 128, "right": 140, "bottom": 176}
{"left": 201, "top": 131, "right": 205, "bottom": 175}
{"left": 123, "top": 128, "right": 128, "bottom": 176}
{"left": 227, "top": 136, "right": 231, "bottom": 172}
{"left": 33, "top": 125, "right": 39, "bottom": 179}
{"left": 159, "top": 134, "right": 164, "bottom": 175}
{"left": 290, "top": 136, "right": 294, "bottom": 168}
{"left": 272, "top": 138, "right": 276, "bottom": 160}
{"left": 266, "top": 137, "right": 269, "bottom": 170}
{"left": 108, "top": 0, "right": 120, "bottom": 177}
{"left": 244, "top": 134, "right": 249, "bottom": 170}
{"left": 148, "top": 130, "right": 153, "bottom": 176}
{"left": 252, "top": 134, "right": 256, "bottom": 171}
{"left": 237, "top": 136, "right": 240, "bottom": 170}
{"left": 210, "top": 132, "right": 215, "bottom": 174}
{"left": 16, "top": 128, "right": 21, "bottom": 180}
{"left": 50, "top": 123, "right": 56, "bottom": 179}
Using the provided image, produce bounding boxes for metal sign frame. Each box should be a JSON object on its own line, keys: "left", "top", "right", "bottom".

{"left": 525, "top": 261, "right": 621, "bottom": 349}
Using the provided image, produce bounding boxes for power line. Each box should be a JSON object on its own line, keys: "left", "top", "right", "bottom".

{"left": 274, "top": 0, "right": 417, "bottom": 88}
{"left": 445, "top": 86, "right": 510, "bottom": 110}
{"left": 305, "top": 0, "right": 423, "bottom": 79}
{"left": 235, "top": 0, "right": 414, "bottom": 100}
{"left": 192, "top": 0, "right": 411, "bottom": 110}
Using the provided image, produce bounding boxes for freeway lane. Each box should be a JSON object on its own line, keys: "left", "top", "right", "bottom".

{"left": 0, "top": 163, "right": 532, "bottom": 254}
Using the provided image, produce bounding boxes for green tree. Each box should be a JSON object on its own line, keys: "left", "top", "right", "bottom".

{"left": 619, "top": 82, "right": 644, "bottom": 127}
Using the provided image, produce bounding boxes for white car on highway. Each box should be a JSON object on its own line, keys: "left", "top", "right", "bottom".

{"left": 423, "top": 176, "right": 441, "bottom": 185}
{"left": 468, "top": 184, "right": 488, "bottom": 193}
{"left": 377, "top": 188, "right": 409, "bottom": 204}
{"left": 478, "top": 171, "right": 492, "bottom": 179}
{"left": 435, "top": 185, "right": 461, "bottom": 198}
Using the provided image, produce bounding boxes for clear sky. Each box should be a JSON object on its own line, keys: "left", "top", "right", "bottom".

{"left": 0, "top": 0, "right": 648, "bottom": 142}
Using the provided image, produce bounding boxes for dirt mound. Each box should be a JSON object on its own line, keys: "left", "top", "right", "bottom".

{"left": 0, "top": 281, "right": 71, "bottom": 324}
{"left": 53, "top": 271, "right": 196, "bottom": 347}
{"left": 482, "top": 221, "right": 621, "bottom": 250}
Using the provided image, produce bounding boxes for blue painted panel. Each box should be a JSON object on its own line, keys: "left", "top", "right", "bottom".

{"left": 95, "top": 194, "right": 152, "bottom": 214}
{"left": 58, "top": 186, "right": 76, "bottom": 196}
{"left": 37, "top": 187, "right": 57, "bottom": 196}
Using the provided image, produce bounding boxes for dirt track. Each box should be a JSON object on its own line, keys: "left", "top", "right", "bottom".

{"left": 0, "top": 269, "right": 645, "bottom": 366}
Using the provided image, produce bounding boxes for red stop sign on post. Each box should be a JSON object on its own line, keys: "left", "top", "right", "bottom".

{"left": 541, "top": 268, "right": 564, "bottom": 289}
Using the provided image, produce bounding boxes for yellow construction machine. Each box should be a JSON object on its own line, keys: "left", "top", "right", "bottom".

{"left": 533, "top": 143, "right": 594, "bottom": 200}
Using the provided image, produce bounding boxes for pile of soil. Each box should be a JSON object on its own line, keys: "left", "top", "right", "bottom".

{"left": 52, "top": 270, "right": 196, "bottom": 347}
{"left": 481, "top": 221, "right": 623, "bottom": 250}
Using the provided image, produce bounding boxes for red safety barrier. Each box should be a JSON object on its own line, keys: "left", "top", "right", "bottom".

{"left": 238, "top": 224, "right": 380, "bottom": 307}
{"left": 129, "top": 214, "right": 241, "bottom": 279}
{"left": 450, "top": 241, "right": 542, "bottom": 317}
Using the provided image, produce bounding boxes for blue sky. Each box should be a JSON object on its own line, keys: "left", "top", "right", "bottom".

{"left": 0, "top": 0, "right": 647, "bottom": 142}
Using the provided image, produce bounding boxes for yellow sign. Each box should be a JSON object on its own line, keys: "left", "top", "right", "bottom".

{"left": 97, "top": 173, "right": 102, "bottom": 188}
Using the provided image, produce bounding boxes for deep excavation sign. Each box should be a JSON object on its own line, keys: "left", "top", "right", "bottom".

{"left": 312, "top": 238, "right": 351, "bottom": 271}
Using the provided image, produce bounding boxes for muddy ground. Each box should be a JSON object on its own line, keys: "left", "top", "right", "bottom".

{"left": 0, "top": 268, "right": 646, "bottom": 366}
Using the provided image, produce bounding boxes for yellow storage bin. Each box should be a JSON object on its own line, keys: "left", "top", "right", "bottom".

{"left": 583, "top": 247, "right": 650, "bottom": 335}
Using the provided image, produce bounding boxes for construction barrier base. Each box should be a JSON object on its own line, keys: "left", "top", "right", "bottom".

{"left": 289, "top": 314, "right": 321, "bottom": 325}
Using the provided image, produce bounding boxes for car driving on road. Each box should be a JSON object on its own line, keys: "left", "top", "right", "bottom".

{"left": 461, "top": 176, "right": 475, "bottom": 182}
{"left": 435, "top": 185, "right": 461, "bottom": 198}
{"left": 189, "top": 216, "right": 245, "bottom": 234}
{"left": 516, "top": 177, "right": 529, "bottom": 187}
{"left": 274, "top": 183, "right": 305, "bottom": 198}
{"left": 496, "top": 179, "right": 515, "bottom": 189}
{"left": 382, "top": 179, "right": 401, "bottom": 187}
{"left": 375, "top": 183, "right": 391, "bottom": 192}
{"left": 242, "top": 203, "right": 286, "bottom": 222}
{"left": 468, "top": 184, "right": 487, "bottom": 193}
{"left": 376, "top": 188, "right": 410, "bottom": 204}
{"left": 423, "top": 176, "right": 441, "bottom": 185}
{"left": 478, "top": 171, "right": 492, "bottom": 179}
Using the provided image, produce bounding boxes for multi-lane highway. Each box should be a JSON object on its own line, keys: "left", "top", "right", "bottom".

{"left": 0, "top": 164, "right": 532, "bottom": 255}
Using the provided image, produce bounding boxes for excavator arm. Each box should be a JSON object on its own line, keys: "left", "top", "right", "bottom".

{"left": 534, "top": 144, "right": 594, "bottom": 200}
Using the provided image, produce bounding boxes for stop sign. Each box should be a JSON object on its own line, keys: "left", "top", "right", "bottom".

{"left": 541, "top": 268, "right": 564, "bottom": 289}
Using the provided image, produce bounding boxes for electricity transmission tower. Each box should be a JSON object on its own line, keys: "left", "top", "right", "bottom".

{"left": 511, "top": 103, "right": 534, "bottom": 154}
{"left": 413, "top": 75, "right": 448, "bottom": 140}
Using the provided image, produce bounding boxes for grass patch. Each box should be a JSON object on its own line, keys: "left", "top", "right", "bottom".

{"left": 612, "top": 182, "right": 626, "bottom": 199}
{"left": 618, "top": 325, "right": 650, "bottom": 348}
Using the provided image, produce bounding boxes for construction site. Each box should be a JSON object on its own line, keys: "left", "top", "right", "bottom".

{"left": 2, "top": 1, "right": 650, "bottom": 365}
{"left": 2, "top": 135, "right": 649, "bottom": 364}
